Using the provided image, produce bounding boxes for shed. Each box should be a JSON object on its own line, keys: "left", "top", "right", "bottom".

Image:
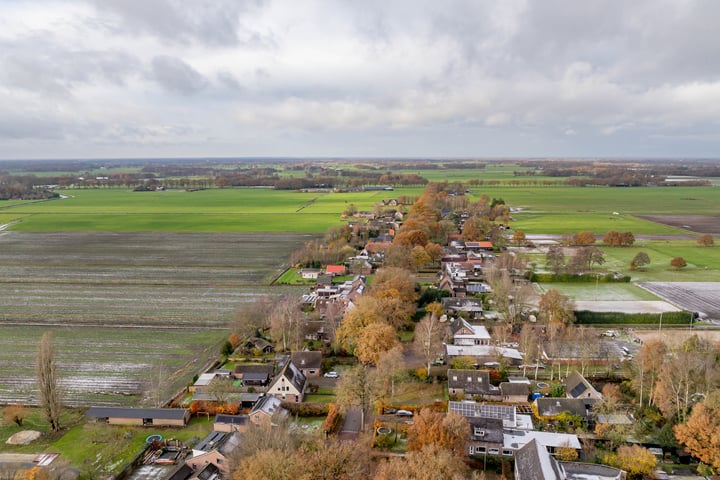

{"left": 86, "top": 407, "right": 190, "bottom": 427}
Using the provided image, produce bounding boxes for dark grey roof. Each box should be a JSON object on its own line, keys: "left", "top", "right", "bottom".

{"left": 196, "top": 463, "right": 220, "bottom": 480}
{"left": 86, "top": 407, "right": 188, "bottom": 420}
{"left": 168, "top": 464, "right": 194, "bottom": 480}
{"left": 233, "top": 364, "right": 273, "bottom": 375}
{"left": 214, "top": 414, "right": 249, "bottom": 426}
{"left": 194, "top": 432, "right": 230, "bottom": 452}
{"left": 565, "top": 371, "right": 602, "bottom": 400}
{"left": 514, "top": 439, "right": 563, "bottom": 480}
{"left": 242, "top": 372, "right": 270, "bottom": 382}
{"left": 468, "top": 417, "right": 504, "bottom": 444}
{"left": 250, "top": 394, "right": 284, "bottom": 416}
{"left": 291, "top": 351, "right": 322, "bottom": 370}
{"left": 270, "top": 359, "right": 307, "bottom": 393}
{"left": 500, "top": 382, "right": 529, "bottom": 397}
{"left": 535, "top": 398, "right": 588, "bottom": 418}
{"left": 448, "top": 369, "right": 498, "bottom": 396}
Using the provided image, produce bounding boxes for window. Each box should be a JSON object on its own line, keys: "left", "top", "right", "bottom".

{"left": 468, "top": 446, "right": 474, "bottom": 455}
{"left": 474, "top": 428, "right": 485, "bottom": 436}
{"left": 489, "top": 448, "right": 500, "bottom": 455}
{"left": 502, "top": 449, "right": 513, "bottom": 456}
{"left": 476, "top": 446, "right": 486, "bottom": 453}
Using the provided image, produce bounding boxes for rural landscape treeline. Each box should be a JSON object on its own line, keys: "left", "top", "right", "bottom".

{"left": 1, "top": 158, "right": 720, "bottom": 480}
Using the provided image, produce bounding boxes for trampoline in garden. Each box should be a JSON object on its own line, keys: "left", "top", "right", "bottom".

{"left": 146, "top": 434, "right": 163, "bottom": 443}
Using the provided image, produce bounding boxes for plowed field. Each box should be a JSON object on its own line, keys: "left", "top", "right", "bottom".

{"left": 0, "top": 231, "right": 309, "bottom": 406}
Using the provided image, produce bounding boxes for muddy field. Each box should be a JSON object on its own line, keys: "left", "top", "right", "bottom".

{"left": 637, "top": 282, "right": 720, "bottom": 321}
{"left": 638, "top": 215, "right": 720, "bottom": 235}
{"left": 0, "top": 231, "right": 311, "bottom": 406}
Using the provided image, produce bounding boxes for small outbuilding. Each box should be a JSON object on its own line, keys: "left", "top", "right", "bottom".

{"left": 86, "top": 407, "right": 190, "bottom": 427}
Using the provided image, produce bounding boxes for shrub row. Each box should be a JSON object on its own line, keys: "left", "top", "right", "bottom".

{"left": 281, "top": 402, "right": 330, "bottom": 417}
{"left": 529, "top": 272, "right": 631, "bottom": 283}
{"left": 575, "top": 310, "right": 693, "bottom": 325}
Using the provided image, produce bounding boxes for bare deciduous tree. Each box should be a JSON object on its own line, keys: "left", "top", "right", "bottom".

{"left": 36, "top": 332, "right": 61, "bottom": 432}
{"left": 413, "top": 313, "right": 444, "bottom": 376}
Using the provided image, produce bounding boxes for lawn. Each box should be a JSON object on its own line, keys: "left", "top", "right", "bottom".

{"left": 49, "top": 415, "right": 214, "bottom": 477}
{"left": 389, "top": 381, "right": 445, "bottom": 406}
{"left": 537, "top": 283, "right": 661, "bottom": 301}
{"left": 600, "top": 241, "right": 720, "bottom": 281}
{"left": 512, "top": 212, "right": 687, "bottom": 235}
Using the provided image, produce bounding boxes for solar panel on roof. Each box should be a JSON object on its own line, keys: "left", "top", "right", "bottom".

{"left": 569, "top": 382, "right": 587, "bottom": 398}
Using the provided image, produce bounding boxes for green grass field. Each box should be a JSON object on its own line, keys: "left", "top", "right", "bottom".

{"left": 537, "top": 282, "right": 661, "bottom": 301}
{"left": 3, "top": 183, "right": 719, "bottom": 235}
{"left": 600, "top": 241, "right": 720, "bottom": 281}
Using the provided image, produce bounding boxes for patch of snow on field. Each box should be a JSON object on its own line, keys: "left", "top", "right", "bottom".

{"left": 574, "top": 301, "right": 680, "bottom": 313}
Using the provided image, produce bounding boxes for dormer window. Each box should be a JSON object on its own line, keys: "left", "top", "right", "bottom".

{"left": 474, "top": 428, "right": 485, "bottom": 436}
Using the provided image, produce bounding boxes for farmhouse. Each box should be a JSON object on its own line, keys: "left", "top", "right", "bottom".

{"left": 86, "top": 407, "right": 190, "bottom": 427}
{"left": 267, "top": 359, "right": 307, "bottom": 402}
{"left": 467, "top": 417, "right": 505, "bottom": 457}
{"left": 186, "top": 431, "right": 240, "bottom": 477}
{"left": 249, "top": 394, "right": 288, "bottom": 426}
{"left": 448, "top": 369, "right": 499, "bottom": 400}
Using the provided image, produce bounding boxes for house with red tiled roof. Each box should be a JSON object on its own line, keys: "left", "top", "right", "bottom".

{"left": 325, "top": 264, "right": 347, "bottom": 276}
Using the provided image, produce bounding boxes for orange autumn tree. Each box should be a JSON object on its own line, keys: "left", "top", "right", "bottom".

{"left": 407, "top": 408, "right": 469, "bottom": 455}
{"left": 674, "top": 393, "right": 720, "bottom": 472}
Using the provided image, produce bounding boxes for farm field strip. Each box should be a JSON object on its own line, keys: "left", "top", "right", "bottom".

{"left": 637, "top": 282, "right": 720, "bottom": 321}
{"left": 0, "top": 325, "right": 227, "bottom": 407}
{"left": 537, "top": 282, "right": 662, "bottom": 301}
{"left": 0, "top": 231, "right": 307, "bottom": 406}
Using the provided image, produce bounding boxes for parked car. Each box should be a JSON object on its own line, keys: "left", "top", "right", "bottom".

{"left": 383, "top": 407, "right": 398, "bottom": 415}
{"left": 323, "top": 371, "right": 338, "bottom": 378}
{"left": 396, "top": 410, "right": 413, "bottom": 417}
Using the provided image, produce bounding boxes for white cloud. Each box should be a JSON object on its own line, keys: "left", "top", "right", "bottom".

{"left": 0, "top": 0, "right": 719, "bottom": 158}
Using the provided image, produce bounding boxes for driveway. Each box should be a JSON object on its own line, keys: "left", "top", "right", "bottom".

{"left": 338, "top": 406, "right": 362, "bottom": 441}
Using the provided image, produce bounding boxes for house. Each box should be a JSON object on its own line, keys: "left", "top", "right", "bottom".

{"left": 465, "top": 241, "right": 494, "bottom": 252}
{"left": 467, "top": 417, "right": 505, "bottom": 457}
{"left": 232, "top": 364, "right": 274, "bottom": 386}
{"left": 213, "top": 414, "right": 250, "bottom": 433}
{"left": 514, "top": 438, "right": 565, "bottom": 480}
{"left": 186, "top": 432, "right": 240, "bottom": 477}
{"left": 249, "top": 394, "right": 288, "bottom": 426}
{"left": 534, "top": 398, "right": 590, "bottom": 423}
{"left": 325, "top": 264, "right": 347, "bottom": 276}
{"left": 267, "top": 359, "right": 307, "bottom": 402}
{"left": 86, "top": 407, "right": 190, "bottom": 427}
{"left": 565, "top": 371, "right": 603, "bottom": 402}
{"left": 291, "top": 351, "right": 323, "bottom": 378}
{"left": 300, "top": 268, "right": 322, "bottom": 280}
{"left": 504, "top": 430, "right": 582, "bottom": 456}
{"left": 448, "top": 369, "right": 500, "bottom": 400}
{"left": 442, "top": 298, "right": 484, "bottom": 320}
{"left": 449, "top": 318, "right": 491, "bottom": 346}
{"left": 514, "top": 439, "right": 625, "bottom": 480}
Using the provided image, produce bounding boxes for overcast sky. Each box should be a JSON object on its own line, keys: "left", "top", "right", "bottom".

{"left": 1, "top": 0, "right": 719, "bottom": 159}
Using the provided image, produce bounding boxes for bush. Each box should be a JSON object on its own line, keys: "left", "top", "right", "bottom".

{"left": 575, "top": 310, "right": 692, "bottom": 325}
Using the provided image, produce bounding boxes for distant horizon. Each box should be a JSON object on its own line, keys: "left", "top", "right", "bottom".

{"left": 2, "top": 156, "right": 720, "bottom": 164}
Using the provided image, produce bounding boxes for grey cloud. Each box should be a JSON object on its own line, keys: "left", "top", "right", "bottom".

{"left": 0, "top": 35, "right": 140, "bottom": 96}
{"left": 217, "top": 71, "right": 244, "bottom": 91}
{"left": 96, "top": 0, "right": 272, "bottom": 47}
{"left": 151, "top": 55, "right": 207, "bottom": 95}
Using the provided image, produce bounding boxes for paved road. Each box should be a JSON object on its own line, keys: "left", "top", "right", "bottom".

{"left": 338, "top": 406, "right": 362, "bottom": 441}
